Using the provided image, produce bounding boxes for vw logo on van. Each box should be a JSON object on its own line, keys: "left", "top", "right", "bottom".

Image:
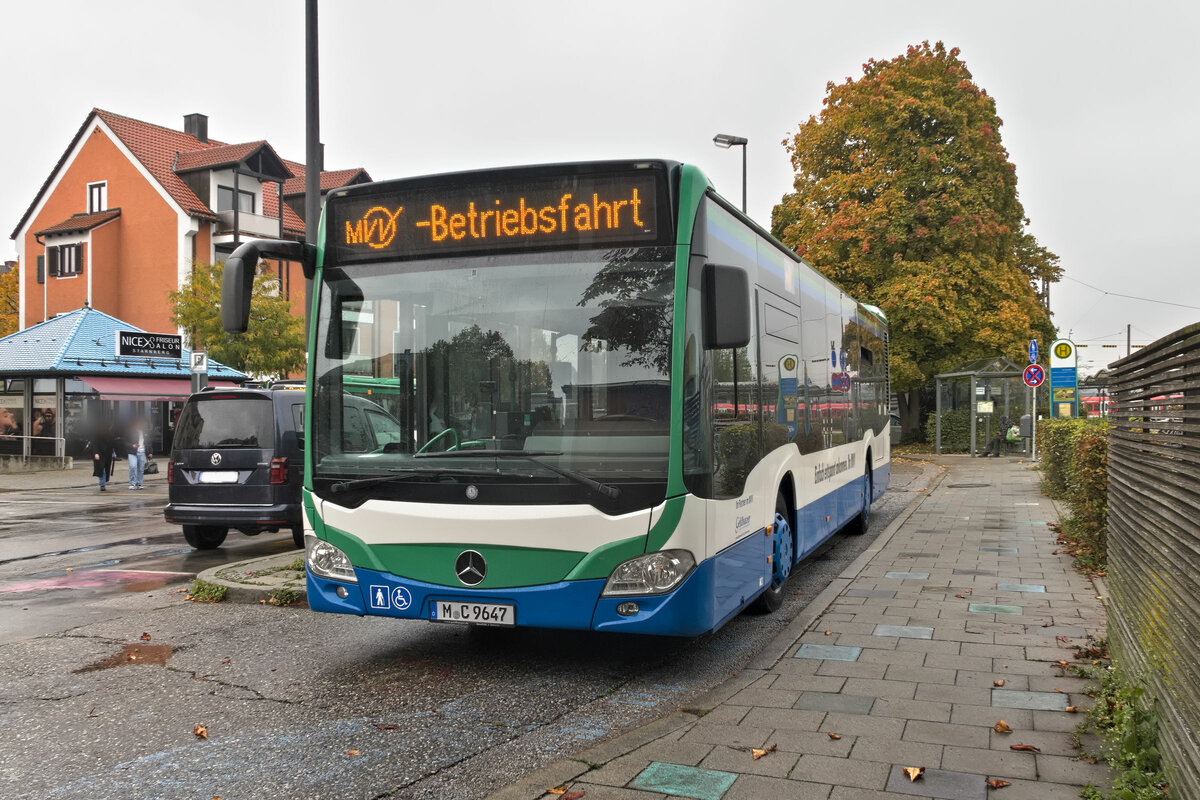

{"left": 455, "top": 550, "right": 487, "bottom": 586}
{"left": 210, "top": 453, "right": 222, "bottom": 466}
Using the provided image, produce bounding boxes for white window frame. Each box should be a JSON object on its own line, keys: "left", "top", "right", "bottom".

{"left": 87, "top": 181, "right": 107, "bottom": 214}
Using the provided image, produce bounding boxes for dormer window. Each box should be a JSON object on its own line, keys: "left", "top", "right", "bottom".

{"left": 87, "top": 182, "right": 107, "bottom": 213}
{"left": 217, "top": 185, "right": 255, "bottom": 214}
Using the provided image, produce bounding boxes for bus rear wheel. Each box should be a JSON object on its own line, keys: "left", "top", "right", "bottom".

{"left": 848, "top": 465, "right": 873, "bottom": 536}
{"left": 751, "top": 493, "right": 794, "bottom": 613}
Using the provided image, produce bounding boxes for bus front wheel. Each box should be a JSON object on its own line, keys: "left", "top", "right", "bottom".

{"left": 751, "top": 493, "right": 794, "bottom": 613}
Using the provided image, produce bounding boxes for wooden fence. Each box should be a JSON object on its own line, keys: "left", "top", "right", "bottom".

{"left": 1106, "top": 320, "right": 1200, "bottom": 799}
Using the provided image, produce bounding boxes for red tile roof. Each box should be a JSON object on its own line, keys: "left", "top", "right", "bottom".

{"left": 173, "top": 141, "right": 292, "bottom": 175}
{"left": 35, "top": 209, "right": 122, "bottom": 237}
{"left": 12, "top": 108, "right": 371, "bottom": 241}
{"left": 282, "top": 165, "right": 371, "bottom": 196}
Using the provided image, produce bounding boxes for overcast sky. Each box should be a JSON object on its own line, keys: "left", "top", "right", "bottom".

{"left": 2, "top": 0, "right": 1196, "bottom": 372}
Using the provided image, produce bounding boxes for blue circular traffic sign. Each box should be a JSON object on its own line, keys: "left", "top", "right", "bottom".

{"left": 1023, "top": 364, "right": 1045, "bottom": 388}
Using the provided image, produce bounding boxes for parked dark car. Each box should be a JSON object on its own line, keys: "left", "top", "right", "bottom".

{"left": 164, "top": 386, "right": 404, "bottom": 550}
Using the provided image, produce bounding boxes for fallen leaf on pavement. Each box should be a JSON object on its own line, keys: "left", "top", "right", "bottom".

{"left": 140, "top": 632, "right": 151, "bottom": 641}
{"left": 1041, "top": 622, "right": 1053, "bottom": 627}
{"left": 827, "top": 733, "right": 841, "bottom": 740}
{"left": 546, "top": 787, "right": 568, "bottom": 796}
{"left": 986, "top": 778, "right": 1012, "bottom": 789}
{"left": 751, "top": 744, "right": 777, "bottom": 760}
{"left": 1056, "top": 660, "right": 1069, "bottom": 667}
{"left": 66, "top": 567, "right": 73, "bottom": 572}
{"left": 993, "top": 679, "right": 1005, "bottom": 687}
{"left": 221, "top": 659, "right": 231, "bottom": 664}
{"left": 955, "top": 594, "right": 967, "bottom": 599}
{"left": 1066, "top": 706, "right": 1078, "bottom": 713}
{"left": 824, "top": 630, "right": 832, "bottom": 635}
{"left": 1056, "top": 636, "right": 1069, "bottom": 644}
{"left": 193, "top": 724, "right": 208, "bottom": 740}
{"left": 1010, "top": 744, "right": 1040, "bottom": 752}
{"left": 1054, "top": 689, "right": 1065, "bottom": 693}
{"left": 903, "top": 767, "right": 925, "bottom": 782}
{"left": 994, "top": 720, "right": 1012, "bottom": 733}
{"left": 345, "top": 750, "right": 360, "bottom": 755}
{"left": 373, "top": 724, "right": 399, "bottom": 731}
{"left": 562, "top": 792, "right": 585, "bottom": 800}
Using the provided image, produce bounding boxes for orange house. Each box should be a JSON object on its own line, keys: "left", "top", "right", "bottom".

{"left": 10, "top": 109, "right": 371, "bottom": 333}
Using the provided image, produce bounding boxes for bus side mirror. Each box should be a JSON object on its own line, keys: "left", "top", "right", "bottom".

{"left": 222, "top": 240, "right": 317, "bottom": 334}
{"left": 702, "top": 263, "right": 751, "bottom": 350}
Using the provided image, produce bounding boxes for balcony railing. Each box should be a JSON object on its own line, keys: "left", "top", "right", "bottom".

{"left": 217, "top": 210, "right": 283, "bottom": 238}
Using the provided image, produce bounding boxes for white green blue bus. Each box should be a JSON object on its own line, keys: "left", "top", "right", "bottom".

{"left": 222, "top": 160, "right": 889, "bottom": 636}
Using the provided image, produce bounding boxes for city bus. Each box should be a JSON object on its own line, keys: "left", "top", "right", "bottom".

{"left": 222, "top": 160, "right": 890, "bottom": 636}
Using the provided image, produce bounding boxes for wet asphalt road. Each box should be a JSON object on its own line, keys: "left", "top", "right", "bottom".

{"left": 0, "top": 461, "right": 931, "bottom": 800}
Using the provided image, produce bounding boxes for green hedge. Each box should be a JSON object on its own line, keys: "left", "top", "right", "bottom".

{"left": 1037, "top": 417, "right": 1109, "bottom": 566}
{"left": 924, "top": 408, "right": 1006, "bottom": 453}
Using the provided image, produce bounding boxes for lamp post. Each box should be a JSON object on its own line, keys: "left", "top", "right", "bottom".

{"left": 712, "top": 133, "right": 748, "bottom": 213}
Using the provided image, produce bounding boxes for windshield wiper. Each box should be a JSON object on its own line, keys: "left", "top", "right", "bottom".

{"left": 414, "top": 450, "right": 621, "bottom": 500}
{"left": 328, "top": 467, "right": 512, "bottom": 494}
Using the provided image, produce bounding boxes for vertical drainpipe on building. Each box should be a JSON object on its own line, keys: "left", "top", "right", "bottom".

{"left": 86, "top": 232, "right": 93, "bottom": 310}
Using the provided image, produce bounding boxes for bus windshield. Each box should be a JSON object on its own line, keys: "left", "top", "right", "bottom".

{"left": 312, "top": 246, "right": 675, "bottom": 508}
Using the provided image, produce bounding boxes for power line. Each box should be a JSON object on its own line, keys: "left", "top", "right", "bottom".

{"left": 1063, "top": 275, "right": 1200, "bottom": 311}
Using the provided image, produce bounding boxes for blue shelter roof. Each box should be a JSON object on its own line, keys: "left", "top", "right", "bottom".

{"left": 0, "top": 307, "right": 246, "bottom": 379}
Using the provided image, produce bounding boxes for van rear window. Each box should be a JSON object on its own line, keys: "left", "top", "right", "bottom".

{"left": 174, "top": 396, "right": 274, "bottom": 449}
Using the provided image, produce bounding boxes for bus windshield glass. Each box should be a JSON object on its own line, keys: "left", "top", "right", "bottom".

{"left": 312, "top": 246, "right": 675, "bottom": 507}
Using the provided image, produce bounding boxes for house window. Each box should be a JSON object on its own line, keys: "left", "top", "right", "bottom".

{"left": 217, "top": 186, "right": 255, "bottom": 214}
{"left": 48, "top": 244, "right": 83, "bottom": 278}
{"left": 87, "top": 182, "right": 107, "bottom": 213}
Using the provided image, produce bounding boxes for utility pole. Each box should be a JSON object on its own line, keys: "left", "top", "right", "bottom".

{"left": 1127, "top": 324, "right": 1131, "bottom": 358}
{"left": 304, "top": 0, "right": 321, "bottom": 339}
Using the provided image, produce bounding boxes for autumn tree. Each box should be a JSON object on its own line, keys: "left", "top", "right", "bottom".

{"left": 169, "top": 261, "right": 306, "bottom": 381}
{"left": 772, "top": 41, "right": 1058, "bottom": 438}
{"left": 0, "top": 262, "right": 19, "bottom": 338}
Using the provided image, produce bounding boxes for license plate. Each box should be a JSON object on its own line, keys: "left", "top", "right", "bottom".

{"left": 197, "top": 471, "right": 238, "bottom": 484}
{"left": 430, "top": 600, "right": 514, "bottom": 626}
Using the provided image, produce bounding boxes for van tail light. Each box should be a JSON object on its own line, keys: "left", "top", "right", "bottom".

{"left": 269, "top": 457, "right": 289, "bottom": 485}
{"left": 167, "top": 458, "right": 175, "bottom": 484}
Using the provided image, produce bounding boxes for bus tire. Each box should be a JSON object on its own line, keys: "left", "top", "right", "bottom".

{"left": 848, "top": 464, "right": 873, "bottom": 536}
{"left": 183, "top": 525, "right": 228, "bottom": 550}
{"left": 751, "top": 493, "right": 794, "bottom": 613}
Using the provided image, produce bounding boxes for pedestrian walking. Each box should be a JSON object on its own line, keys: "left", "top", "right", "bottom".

{"left": 126, "top": 417, "right": 148, "bottom": 489}
{"left": 87, "top": 422, "right": 117, "bottom": 492}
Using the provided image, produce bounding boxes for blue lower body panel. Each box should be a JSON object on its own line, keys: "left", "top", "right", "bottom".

{"left": 307, "top": 558, "right": 742, "bottom": 637}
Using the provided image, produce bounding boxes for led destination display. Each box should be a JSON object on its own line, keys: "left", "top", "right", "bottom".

{"left": 330, "top": 172, "right": 665, "bottom": 262}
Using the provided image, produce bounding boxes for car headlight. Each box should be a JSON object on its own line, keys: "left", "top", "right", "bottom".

{"left": 305, "top": 534, "right": 358, "bottom": 583}
{"left": 602, "top": 550, "right": 695, "bottom": 596}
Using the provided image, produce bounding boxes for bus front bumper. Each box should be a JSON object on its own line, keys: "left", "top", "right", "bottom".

{"left": 307, "top": 561, "right": 724, "bottom": 637}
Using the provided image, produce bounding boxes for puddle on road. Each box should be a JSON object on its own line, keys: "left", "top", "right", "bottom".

{"left": 0, "top": 570, "right": 191, "bottom": 594}
{"left": 75, "top": 643, "right": 174, "bottom": 672}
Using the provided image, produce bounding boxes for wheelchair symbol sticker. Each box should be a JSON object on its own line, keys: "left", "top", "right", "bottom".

{"left": 391, "top": 586, "right": 412, "bottom": 611}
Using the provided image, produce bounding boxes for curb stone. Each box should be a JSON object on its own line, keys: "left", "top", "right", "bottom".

{"left": 194, "top": 551, "right": 308, "bottom": 605}
{"left": 484, "top": 459, "right": 943, "bottom": 800}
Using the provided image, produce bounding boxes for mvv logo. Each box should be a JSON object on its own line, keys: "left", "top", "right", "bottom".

{"left": 345, "top": 206, "right": 403, "bottom": 249}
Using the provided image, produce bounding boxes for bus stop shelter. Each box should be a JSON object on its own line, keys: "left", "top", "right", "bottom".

{"left": 933, "top": 356, "right": 1030, "bottom": 456}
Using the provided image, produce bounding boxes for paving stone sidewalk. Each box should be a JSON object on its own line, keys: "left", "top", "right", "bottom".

{"left": 491, "top": 456, "right": 1110, "bottom": 800}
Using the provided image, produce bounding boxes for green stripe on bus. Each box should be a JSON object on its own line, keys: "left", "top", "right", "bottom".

{"left": 563, "top": 534, "right": 647, "bottom": 581}
{"left": 320, "top": 524, "right": 586, "bottom": 588}
{"left": 645, "top": 495, "right": 686, "bottom": 551}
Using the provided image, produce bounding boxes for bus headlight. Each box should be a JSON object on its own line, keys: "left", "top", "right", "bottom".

{"left": 602, "top": 550, "right": 695, "bottom": 596}
{"left": 305, "top": 534, "right": 358, "bottom": 583}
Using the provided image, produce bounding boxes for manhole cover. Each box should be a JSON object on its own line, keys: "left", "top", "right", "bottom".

{"left": 947, "top": 483, "right": 991, "bottom": 488}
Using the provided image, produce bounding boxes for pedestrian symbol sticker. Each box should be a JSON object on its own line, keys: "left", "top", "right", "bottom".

{"left": 391, "top": 586, "right": 412, "bottom": 611}
{"left": 369, "top": 585, "right": 390, "bottom": 610}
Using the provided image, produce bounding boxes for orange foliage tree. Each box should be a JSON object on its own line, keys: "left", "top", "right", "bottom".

{"left": 772, "top": 41, "right": 1060, "bottom": 438}
{"left": 0, "top": 262, "right": 18, "bottom": 338}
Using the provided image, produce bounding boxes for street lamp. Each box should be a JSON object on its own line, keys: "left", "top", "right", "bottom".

{"left": 712, "top": 133, "right": 748, "bottom": 213}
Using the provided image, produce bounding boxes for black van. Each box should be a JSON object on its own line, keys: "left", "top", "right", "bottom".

{"left": 165, "top": 386, "right": 404, "bottom": 550}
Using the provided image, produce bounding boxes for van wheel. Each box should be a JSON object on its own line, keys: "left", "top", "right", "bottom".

{"left": 848, "top": 465, "right": 873, "bottom": 536}
{"left": 751, "top": 493, "right": 794, "bottom": 613}
{"left": 291, "top": 526, "right": 305, "bottom": 549}
{"left": 183, "top": 525, "right": 228, "bottom": 550}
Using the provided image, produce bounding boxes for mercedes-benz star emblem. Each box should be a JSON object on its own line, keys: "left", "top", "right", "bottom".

{"left": 210, "top": 453, "right": 222, "bottom": 466}
{"left": 465, "top": 484, "right": 479, "bottom": 500}
{"left": 455, "top": 550, "right": 487, "bottom": 586}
